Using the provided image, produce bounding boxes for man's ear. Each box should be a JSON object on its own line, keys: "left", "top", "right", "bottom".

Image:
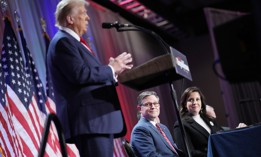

{"left": 137, "top": 105, "right": 141, "bottom": 111}
{"left": 66, "top": 15, "right": 74, "bottom": 24}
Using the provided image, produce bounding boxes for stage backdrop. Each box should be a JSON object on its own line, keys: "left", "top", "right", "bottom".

{"left": 3, "top": 1, "right": 260, "bottom": 156}
{"left": 0, "top": 0, "right": 180, "bottom": 145}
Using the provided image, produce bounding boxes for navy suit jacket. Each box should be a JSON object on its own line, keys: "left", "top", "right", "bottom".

{"left": 173, "top": 115, "right": 222, "bottom": 157}
{"left": 131, "top": 117, "right": 181, "bottom": 157}
{"left": 47, "top": 30, "right": 126, "bottom": 141}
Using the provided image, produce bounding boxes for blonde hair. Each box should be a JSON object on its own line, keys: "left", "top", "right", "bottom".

{"left": 55, "top": 0, "right": 89, "bottom": 28}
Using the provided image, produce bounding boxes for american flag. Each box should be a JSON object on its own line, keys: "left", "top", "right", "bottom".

{"left": 0, "top": 17, "right": 79, "bottom": 156}
{"left": 0, "top": 60, "right": 23, "bottom": 157}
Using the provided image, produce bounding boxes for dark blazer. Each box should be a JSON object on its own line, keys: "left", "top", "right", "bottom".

{"left": 173, "top": 115, "right": 222, "bottom": 157}
{"left": 131, "top": 117, "right": 182, "bottom": 157}
{"left": 47, "top": 30, "right": 126, "bottom": 141}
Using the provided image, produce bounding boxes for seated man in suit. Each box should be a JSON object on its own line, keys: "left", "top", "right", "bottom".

{"left": 131, "top": 91, "right": 182, "bottom": 157}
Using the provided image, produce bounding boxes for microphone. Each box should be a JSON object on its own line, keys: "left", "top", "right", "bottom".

{"left": 102, "top": 21, "right": 171, "bottom": 54}
{"left": 102, "top": 21, "right": 132, "bottom": 29}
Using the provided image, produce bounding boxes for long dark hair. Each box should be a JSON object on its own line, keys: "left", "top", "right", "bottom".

{"left": 180, "top": 86, "right": 208, "bottom": 117}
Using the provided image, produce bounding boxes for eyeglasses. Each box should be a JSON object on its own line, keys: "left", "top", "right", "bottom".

{"left": 141, "top": 102, "right": 160, "bottom": 107}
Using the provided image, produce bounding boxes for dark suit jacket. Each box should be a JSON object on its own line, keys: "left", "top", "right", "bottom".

{"left": 173, "top": 115, "right": 222, "bottom": 157}
{"left": 131, "top": 117, "right": 182, "bottom": 157}
{"left": 47, "top": 30, "right": 126, "bottom": 141}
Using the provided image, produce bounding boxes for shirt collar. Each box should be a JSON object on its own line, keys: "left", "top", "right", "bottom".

{"left": 60, "top": 27, "right": 80, "bottom": 41}
{"left": 150, "top": 120, "right": 157, "bottom": 126}
{"left": 192, "top": 114, "right": 200, "bottom": 120}
{"left": 141, "top": 116, "right": 158, "bottom": 127}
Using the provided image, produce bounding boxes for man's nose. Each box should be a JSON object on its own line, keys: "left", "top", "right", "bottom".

{"left": 86, "top": 15, "right": 90, "bottom": 21}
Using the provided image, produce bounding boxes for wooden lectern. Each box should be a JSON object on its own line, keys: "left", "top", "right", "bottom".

{"left": 118, "top": 47, "right": 192, "bottom": 90}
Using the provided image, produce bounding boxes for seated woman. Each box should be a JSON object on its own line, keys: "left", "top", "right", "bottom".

{"left": 173, "top": 87, "right": 224, "bottom": 157}
{"left": 174, "top": 86, "right": 247, "bottom": 157}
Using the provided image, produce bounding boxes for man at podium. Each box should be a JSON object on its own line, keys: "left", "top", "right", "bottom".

{"left": 47, "top": 0, "right": 133, "bottom": 156}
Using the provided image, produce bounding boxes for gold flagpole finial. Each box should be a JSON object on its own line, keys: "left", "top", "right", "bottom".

{"left": 40, "top": 18, "right": 47, "bottom": 32}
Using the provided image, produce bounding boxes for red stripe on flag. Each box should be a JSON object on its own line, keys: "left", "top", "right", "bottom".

{"left": 19, "top": 94, "right": 59, "bottom": 157}
{"left": 6, "top": 88, "right": 40, "bottom": 155}
{"left": 0, "top": 139, "right": 8, "bottom": 157}
{"left": 45, "top": 99, "right": 79, "bottom": 157}
{"left": 0, "top": 103, "right": 22, "bottom": 157}
{"left": 113, "top": 138, "right": 128, "bottom": 157}
{"left": 47, "top": 126, "right": 60, "bottom": 156}
{"left": 6, "top": 107, "right": 23, "bottom": 157}
{"left": 31, "top": 97, "right": 61, "bottom": 157}
{"left": 46, "top": 98, "right": 56, "bottom": 114}
{"left": 0, "top": 109, "right": 15, "bottom": 157}
{"left": 44, "top": 104, "right": 64, "bottom": 156}
{"left": 66, "top": 144, "right": 79, "bottom": 157}
{"left": 0, "top": 127, "right": 10, "bottom": 157}
{"left": 28, "top": 100, "right": 42, "bottom": 143}
{"left": 20, "top": 137, "right": 34, "bottom": 157}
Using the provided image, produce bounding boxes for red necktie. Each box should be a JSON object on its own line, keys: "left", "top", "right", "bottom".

{"left": 156, "top": 123, "right": 178, "bottom": 155}
{"left": 80, "top": 37, "right": 95, "bottom": 56}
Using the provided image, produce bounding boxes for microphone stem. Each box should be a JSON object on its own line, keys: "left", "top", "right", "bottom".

{"left": 117, "top": 26, "right": 171, "bottom": 54}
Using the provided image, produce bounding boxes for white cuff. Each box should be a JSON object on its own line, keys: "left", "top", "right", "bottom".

{"left": 108, "top": 65, "right": 118, "bottom": 82}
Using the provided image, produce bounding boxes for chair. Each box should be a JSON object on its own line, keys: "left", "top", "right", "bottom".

{"left": 122, "top": 138, "right": 135, "bottom": 157}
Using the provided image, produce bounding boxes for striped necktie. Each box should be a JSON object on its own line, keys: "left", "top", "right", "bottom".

{"left": 80, "top": 37, "right": 95, "bottom": 56}
{"left": 156, "top": 123, "right": 179, "bottom": 155}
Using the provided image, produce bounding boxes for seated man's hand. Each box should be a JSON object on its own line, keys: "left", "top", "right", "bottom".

{"left": 236, "top": 123, "right": 247, "bottom": 128}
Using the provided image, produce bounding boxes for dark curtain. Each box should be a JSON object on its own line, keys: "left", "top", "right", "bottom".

{"left": 204, "top": 7, "right": 261, "bottom": 128}
{"left": 232, "top": 82, "right": 261, "bottom": 124}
